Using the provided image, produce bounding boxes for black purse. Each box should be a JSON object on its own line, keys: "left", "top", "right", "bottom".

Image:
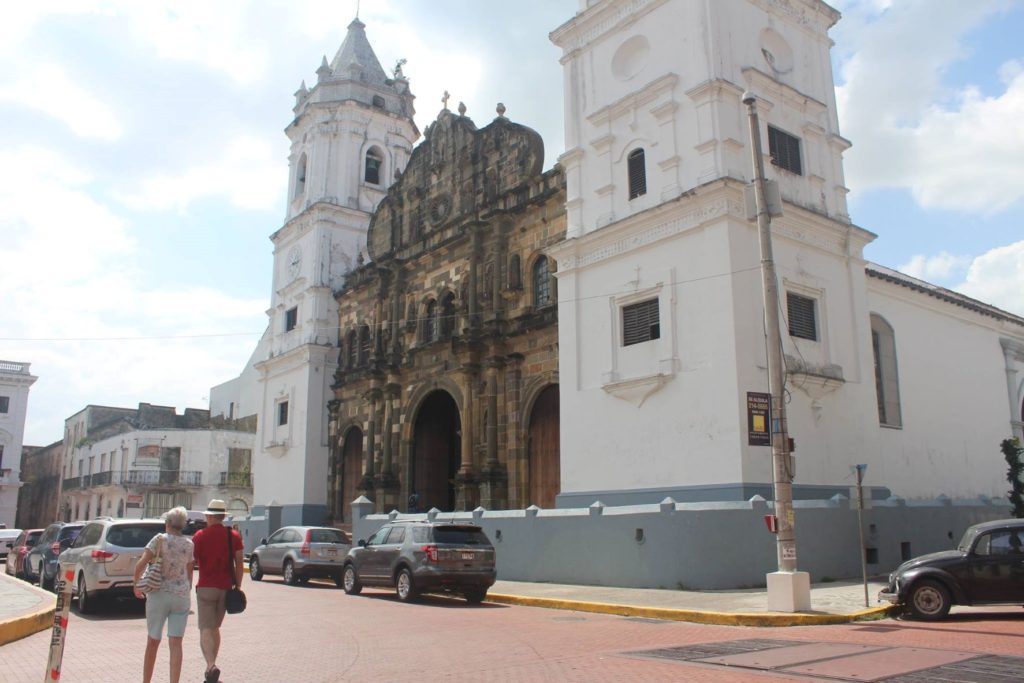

{"left": 225, "top": 525, "right": 247, "bottom": 614}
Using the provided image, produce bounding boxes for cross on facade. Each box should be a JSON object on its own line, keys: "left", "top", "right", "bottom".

{"left": 442, "top": 90, "right": 450, "bottom": 110}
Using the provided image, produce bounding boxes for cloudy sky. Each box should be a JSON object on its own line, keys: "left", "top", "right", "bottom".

{"left": 2, "top": 0, "right": 1022, "bottom": 446}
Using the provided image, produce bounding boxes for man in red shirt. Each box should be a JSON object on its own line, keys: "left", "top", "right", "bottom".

{"left": 192, "top": 499, "right": 243, "bottom": 683}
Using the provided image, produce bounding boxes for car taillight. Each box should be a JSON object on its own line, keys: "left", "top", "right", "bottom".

{"left": 90, "top": 550, "right": 115, "bottom": 562}
{"left": 300, "top": 529, "right": 311, "bottom": 556}
{"left": 51, "top": 542, "right": 60, "bottom": 554}
{"left": 421, "top": 544, "right": 438, "bottom": 562}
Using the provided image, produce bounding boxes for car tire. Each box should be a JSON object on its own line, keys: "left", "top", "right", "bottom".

{"left": 283, "top": 560, "right": 298, "bottom": 586}
{"left": 907, "top": 579, "right": 951, "bottom": 621}
{"left": 76, "top": 575, "right": 94, "bottom": 615}
{"left": 249, "top": 556, "right": 264, "bottom": 581}
{"left": 395, "top": 567, "right": 418, "bottom": 603}
{"left": 464, "top": 588, "right": 487, "bottom": 605}
{"left": 342, "top": 564, "right": 361, "bottom": 595}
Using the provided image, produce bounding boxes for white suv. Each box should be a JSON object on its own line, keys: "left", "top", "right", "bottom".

{"left": 58, "top": 519, "right": 164, "bottom": 613}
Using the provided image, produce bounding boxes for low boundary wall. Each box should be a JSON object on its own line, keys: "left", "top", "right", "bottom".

{"left": 351, "top": 494, "right": 1009, "bottom": 590}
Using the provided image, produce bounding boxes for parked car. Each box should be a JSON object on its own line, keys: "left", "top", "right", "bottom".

{"left": 0, "top": 528, "right": 22, "bottom": 561}
{"left": 341, "top": 521, "right": 496, "bottom": 603}
{"left": 4, "top": 528, "right": 43, "bottom": 580}
{"left": 249, "top": 526, "right": 350, "bottom": 586}
{"left": 58, "top": 519, "right": 164, "bottom": 613}
{"left": 27, "top": 521, "right": 86, "bottom": 591}
{"left": 879, "top": 518, "right": 1024, "bottom": 620}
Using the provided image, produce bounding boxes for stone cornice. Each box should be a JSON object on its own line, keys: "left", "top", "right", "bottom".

{"left": 587, "top": 73, "right": 678, "bottom": 126}
{"left": 550, "top": 0, "right": 669, "bottom": 56}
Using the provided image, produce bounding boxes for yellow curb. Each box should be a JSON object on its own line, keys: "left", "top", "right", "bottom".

{"left": 485, "top": 593, "right": 899, "bottom": 627}
{"left": 0, "top": 579, "right": 56, "bottom": 646}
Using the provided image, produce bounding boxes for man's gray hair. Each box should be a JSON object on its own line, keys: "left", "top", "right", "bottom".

{"left": 165, "top": 506, "right": 189, "bottom": 531}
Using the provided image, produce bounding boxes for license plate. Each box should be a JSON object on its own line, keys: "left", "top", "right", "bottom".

{"left": 326, "top": 548, "right": 337, "bottom": 556}
{"left": 461, "top": 552, "right": 474, "bottom": 560}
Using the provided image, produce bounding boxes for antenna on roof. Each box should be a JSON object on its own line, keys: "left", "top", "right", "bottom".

{"left": 355, "top": 0, "right": 360, "bottom": 19}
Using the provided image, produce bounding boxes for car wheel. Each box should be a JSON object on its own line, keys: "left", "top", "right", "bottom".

{"left": 464, "top": 588, "right": 487, "bottom": 605}
{"left": 395, "top": 567, "right": 418, "bottom": 603}
{"left": 76, "top": 575, "right": 94, "bottom": 614}
{"left": 907, "top": 579, "right": 951, "bottom": 621}
{"left": 249, "top": 556, "right": 264, "bottom": 581}
{"left": 283, "top": 560, "right": 298, "bottom": 586}
{"left": 342, "top": 564, "right": 361, "bottom": 595}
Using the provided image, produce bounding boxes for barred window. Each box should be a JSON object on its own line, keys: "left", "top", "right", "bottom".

{"left": 622, "top": 298, "right": 660, "bottom": 346}
{"left": 346, "top": 330, "right": 357, "bottom": 368}
{"left": 533, "top": 256, "right": 551, "bottom": 308}
{"left": 627, "top": 148, "right": 647, "bottom": 199}
{"left": 768, "top": 126, "right": 802, "bottom": 175}
{"left": 786, "top": 292, "right": 818, "bottom": 341}
{"left": 359, "top": 325, "right": 371, "bottom": 363}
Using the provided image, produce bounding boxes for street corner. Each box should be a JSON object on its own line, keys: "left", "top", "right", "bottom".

{"left": 0, "top": 574, "right": 56, "bottom": 646}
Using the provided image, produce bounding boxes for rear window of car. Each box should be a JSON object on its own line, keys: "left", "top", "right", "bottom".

{"left": 309, "top": 529, "right": 347, "bottom": 544}
{"left": 26, "top": 531, "right": 42, "bottom": 546}
{"left": 430, "top": 526, "right": 490, "bottom": 545}
{"left": 106, "top": 525, "right": 163, "bottom": 548}
{"left": 59, "top": 527, "right": 83, "bottom": 543}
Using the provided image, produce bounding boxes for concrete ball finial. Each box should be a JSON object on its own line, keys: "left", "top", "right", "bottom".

{"left": 458, "top": 101, "right": 467, "bottom": 116}
{"left": 496, "top": 102, "right": 506, "bottom": 117}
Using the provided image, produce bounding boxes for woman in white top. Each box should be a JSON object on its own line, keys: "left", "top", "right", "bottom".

{"left": 133, "top": 506, "right": 195, "bottom": 683}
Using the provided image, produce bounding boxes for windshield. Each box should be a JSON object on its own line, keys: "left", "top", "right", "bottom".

{"left": 957, "top": 527, "right": 979, "bottom": 552}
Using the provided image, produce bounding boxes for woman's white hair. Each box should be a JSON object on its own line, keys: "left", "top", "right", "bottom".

{"left": 165, "top": 506, "right": 189, "bottom": 531}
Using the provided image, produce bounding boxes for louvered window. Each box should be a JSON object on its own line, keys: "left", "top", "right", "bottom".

{"left": 346, "top": 331, "right": 357, "bottom": 368}
{"left": 768, "top": 126, "right": 802, "bottom": 175}
{"left": 627, "top": 148, "right": 647, "bottom": 199}
{"left": 533, "top": 257, "right": 551, "bottom": 308}
{"left": 786, "top": 292, "right": 817, "bottom": 341}
{"left": 358, "top": 325, "right": 371, "bottom": 363}
{"left": 622, "top": 298, "right": 660, "bottom": 346}
{"left": 364, "top": 148, "right": 382, "bottom": 185}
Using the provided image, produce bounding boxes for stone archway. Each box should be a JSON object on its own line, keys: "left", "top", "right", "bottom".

{"left": 527, "top": 384, "right": 560, "bottom": 508}
{"left": 338, "top": 426, "right": 363, "bottom": 523}
{"left": 412, "top": 390, "right": 461, "bottom": 512}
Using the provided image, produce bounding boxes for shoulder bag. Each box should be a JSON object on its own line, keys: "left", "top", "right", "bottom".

{"left": 138, "top": 534, "right": 164, "bottom": 593}
{"left": 225, "top": 526, "right": 247, "bottom": 614}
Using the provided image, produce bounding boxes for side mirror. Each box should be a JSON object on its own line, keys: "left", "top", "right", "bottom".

{"left": 259, "top": 537, "right": 268, "bottom": 546}
{"left": 358, "top": 539, "right": 367, "bottom": 547}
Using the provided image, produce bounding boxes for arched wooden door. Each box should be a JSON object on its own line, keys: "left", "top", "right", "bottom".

{"left": 412, "top": 390, "right": 461, "bottom": 512}
{"left": 528, "top": 385, "right": 560, "bottom": 508}
{"left": 339, "top": 427, "right": 363, "bottom": 523}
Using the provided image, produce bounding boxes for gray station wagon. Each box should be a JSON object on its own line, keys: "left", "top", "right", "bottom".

{"left": 341, "top": 521, "right": 496, "bottom": 603}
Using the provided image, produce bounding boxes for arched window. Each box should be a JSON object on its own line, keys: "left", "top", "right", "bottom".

{"left": 295, "top": 153, "right": 307, "bottom": 198}
{"left": 424, "top": 299, "right": 438, "bottom": 342}
{"left": 364, "top": 148, "right": 383, "bottom": 185}
{"left": 358, "top": 325, "right": 371, "bottom": 365}
{"left": 533, "top": 256, "right": 551, "bottom": 308}
{"left": 346, "top": 330, "right": 357, "bottom": 369}
{"left": 870, "top": 314, "right": 901, "bottom": 427}
{"left": 440, "top": 292, "right": 456, "bottom": 338}
{"left": 627, "top": 148, "right": 646, "bottom": 199}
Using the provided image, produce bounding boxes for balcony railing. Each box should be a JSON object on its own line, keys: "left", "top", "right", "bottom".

{"left": 219, "top": 472, "right": 252, "bottom": 488}
{"left": 121, "top": 470, "right": 203, "bottom": 487}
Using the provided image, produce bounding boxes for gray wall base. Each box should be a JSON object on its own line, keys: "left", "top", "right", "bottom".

{"left": 351, "top": 496, "right": 1008, "bottom": 590}
{"left": 556, "top": 483, "right": 893, "bottom": 507}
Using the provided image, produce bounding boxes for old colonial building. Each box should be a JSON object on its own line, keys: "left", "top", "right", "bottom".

{"left": 328, "top": 107, "right": 565, "bottom": 519}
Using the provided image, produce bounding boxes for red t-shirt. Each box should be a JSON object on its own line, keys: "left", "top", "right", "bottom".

{"left": 193, "top": 525, "right": 244, "bottom": 590}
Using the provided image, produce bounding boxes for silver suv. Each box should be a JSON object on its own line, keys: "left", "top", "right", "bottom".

{"left": 342, "top": 521, "right": 496, "bottom": 603}
{"left": 58, "top": 519, "right": 164, "bottom": 613}
{"left": 249, "top": 526, "right": 350, "bottom": 586}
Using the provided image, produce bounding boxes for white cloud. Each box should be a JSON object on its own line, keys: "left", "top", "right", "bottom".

{"left": 0, "top": 64, "right": 122, "bottom": 141}
{"left": 898, "top": 252, "right": 972, "bottom": 281}
{"left": 835, "top": 1, "right": 1024, "bottom": 213}
{"left": 115, "top": 135, "right": 286, "bottom": 212}
{"left": 957, "top": 240, "right": 1024, "bottom": 316}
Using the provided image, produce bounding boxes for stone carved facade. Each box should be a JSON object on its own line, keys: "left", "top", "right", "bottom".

{"left": 328, "top": 109, "right": 566, "bottom": 518}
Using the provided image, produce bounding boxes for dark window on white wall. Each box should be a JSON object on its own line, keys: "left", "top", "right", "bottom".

{"left": 786, "top": 292, "right": 818, "bottom": 341}
{"left": 295, "top": 153, "right": 307, "bottom": 198}
{"left": 372, "top": 95, "right": 385, "bottom": 109}
{"left": 768, "top": 126, "right": 802, "bottom": 175}
{"left": 622, "top": 298, "right": 660, "bottom": 346}
{"left": 364, "top": 148, "right": 382, "bottom": 185}
{"left": 627, "top": 148, "right": 647, "bottom": 199}
{"left": 0, "top": 396, "right": 8, "bottom": 413}
{"left": 285, "top": 307, "right": 298, "bottom": 332}
{"left": 278, "top": 401, "right": 289, "bottom": 426}
{"left": 871, "top": 314, "right": 902, "bottom": 427}
{"left": 533, "top": 257, "right": 551, "bottom": 308}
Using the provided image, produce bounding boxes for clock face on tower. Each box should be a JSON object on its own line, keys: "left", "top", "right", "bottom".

{"left": 287, "top": 245, "right": 302, "bottom": 280}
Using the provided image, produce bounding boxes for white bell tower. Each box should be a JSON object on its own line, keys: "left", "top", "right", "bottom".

{"left": 253, "top": 18, "right": 419, "bottom": 525}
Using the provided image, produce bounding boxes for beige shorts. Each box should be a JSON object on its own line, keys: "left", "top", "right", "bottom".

{"left": 196, "top": 587, "right": 227, "bottom": 630}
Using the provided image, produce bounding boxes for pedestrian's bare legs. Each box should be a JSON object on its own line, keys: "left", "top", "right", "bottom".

{"left": 200, "top": 627, "right": 220, "bottom": 673}
{"left": 168, "top": 636, "right": 183, "bottom": 683}
{"left": 143, "top": 637, "right": 160, "bottom": 683}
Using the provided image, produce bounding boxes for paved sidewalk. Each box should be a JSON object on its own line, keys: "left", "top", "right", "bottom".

{"left": 1, "top": 564, "right": 892, "bottom": 646}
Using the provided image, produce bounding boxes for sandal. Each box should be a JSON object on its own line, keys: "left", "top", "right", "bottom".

{"left": 204, "top": 666, "right": 220, "bottom": 683}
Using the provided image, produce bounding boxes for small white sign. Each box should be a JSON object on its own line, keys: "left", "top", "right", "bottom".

{"left": 782, "top": 544, "right": 797, "bottom": 561}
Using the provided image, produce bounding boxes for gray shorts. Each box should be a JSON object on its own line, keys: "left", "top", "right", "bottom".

{"left": 145, "top": 590, "right": 190, "bottom": 640}
{"left": 196, "top": 587, "right": 227, "bottom": 630}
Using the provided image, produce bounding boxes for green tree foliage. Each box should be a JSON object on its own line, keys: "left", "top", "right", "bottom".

{"left": 1003, "top": 438, "right": 1024, "bottom": 518}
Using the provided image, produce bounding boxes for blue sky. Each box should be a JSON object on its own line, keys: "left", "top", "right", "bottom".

{"left": 2, "top": 0, "right": 1022, "bottom": 445}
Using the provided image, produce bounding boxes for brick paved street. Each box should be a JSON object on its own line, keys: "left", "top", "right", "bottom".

{"left": 1, "top": 575, "right": 1022, "bottom": 682}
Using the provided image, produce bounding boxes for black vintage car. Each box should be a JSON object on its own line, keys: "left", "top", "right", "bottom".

{"left": 879, "top": 518, "right": 1024, "bottom": 620}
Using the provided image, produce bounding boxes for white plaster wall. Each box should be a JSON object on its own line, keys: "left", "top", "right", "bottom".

{"left": 0, "top": 363, "right": 36, "bottom": 527}
{"left": 209, "top": 328, "right": 270, "bottom": 420}
{"left": 866, "top": 279, "right": 1024, "bottom": 500}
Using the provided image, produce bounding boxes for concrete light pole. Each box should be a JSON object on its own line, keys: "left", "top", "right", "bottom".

{"left": 742, "top": 91, "right": 811, "bottom": 612}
